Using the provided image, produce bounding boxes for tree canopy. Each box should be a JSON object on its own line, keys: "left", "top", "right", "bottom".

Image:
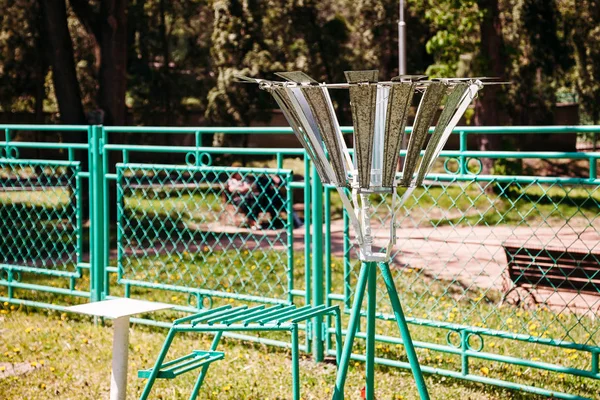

{"left": 0, "top": 0, "right": 598, "bottom": 128}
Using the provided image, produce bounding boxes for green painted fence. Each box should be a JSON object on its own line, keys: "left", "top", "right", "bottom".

{"left": 1, "top": 124, "right": 599, "bottom": 399}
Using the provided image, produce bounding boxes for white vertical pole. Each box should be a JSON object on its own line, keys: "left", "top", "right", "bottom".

{"left": 399, "top": 0, "right": 407, "bottom": 75}
{"left": 110, "top": 316, "right": 130, "bottom": 400}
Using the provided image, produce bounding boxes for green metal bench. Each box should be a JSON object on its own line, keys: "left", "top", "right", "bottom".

{"left": 138, "top": 303, "right": 342, "bottom": 400}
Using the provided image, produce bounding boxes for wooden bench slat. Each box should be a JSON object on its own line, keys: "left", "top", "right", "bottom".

{"left": 503, "top": 244, "right": 600, "bottom": 296}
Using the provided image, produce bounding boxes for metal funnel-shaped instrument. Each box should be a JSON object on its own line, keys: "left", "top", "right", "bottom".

{"left": 241, "top": 71, "right": 483, "bottom": 261}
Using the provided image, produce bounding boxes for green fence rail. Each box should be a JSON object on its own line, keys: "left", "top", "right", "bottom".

{"left": 1, "top": 124, "right": 599, "bottom": 399}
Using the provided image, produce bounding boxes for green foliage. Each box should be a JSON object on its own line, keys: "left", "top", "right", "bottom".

{"left": 0, "top": 0, "right": 45, "bottom": 112}
{"left": 0, "top": 0, "right": 598, "bottom": 130}
{"left": 421, "top": 0, "right": 482, "bottom": 77}
{"left": 422, "top": 0, "right": 599, "bottom": 128}
{"left": 559, "top": 0, "right": 600, "bottom": 124}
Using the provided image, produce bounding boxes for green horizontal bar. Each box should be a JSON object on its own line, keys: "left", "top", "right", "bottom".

{"left": 158, "top": 352, "right": 199, "bottom": 369}
{"left": 335, "top": 328, "right": 600, "bottom": 380}
{"left": 117, "top": 279, "right": 288, "bottom": 305}
{"left": 105, "top": 144, "right": 304, "bottom": 155}
{"left": 1, "top": 281, "right": 89, "bottom": 298}
{"left": 117, "top": 162, "right": 292, "bottom": 175}
{"left": 0, "top": 264, "right": 80, "bottom": 278}
{"left": 238, "top": 305, "right": 286, "bottom": 323}
{"left": 2, "top": 124, "right": 600, "bottom": 136}
{"left": 166, "top": 354, "right": 224, "bottom": 377}
{"left": 0, "top": 124, "right": 89, "bottom": 131}
{"left": 138, "top": 353, "right": 224, "bottom": 379}
{"left": 426, "top": 173, "right": 600, "bottom": 185}
{"left": 373, "top": 312, "right": 600, "bottom": 352}
{"left": 0, "top": 297, "right": 89, "bottom": 311}
{"left": 174, "top": 324, "right": 289, "bottom": 333}
{"left": 102, "top": 125, "right": 600, "bottom": 135}
{"left": 289, "top": 289, "right": 307, "bottom": 297}
{"left": 291, "top": 305, "right": 338, "bottom": 323}
{"left": 439, "top": 150, "right": 599, "bottom": 160}
{"left": 465, "top": 348, "right": 600, "bottom": 379}
{"left": 279, "top": 304, "right": 328, "bottom": 323}
{"left": 0, "top": 158, "right": 81, "bottom": 167}
{"left": 259, "top": 305, "right": 313, "bottom": 324}
{"left": 129, "top": 316, "right": 305, "bottom": 351}
{"left": 326, "top": 350, "right": 590, "bottom": 400}
{"left": 446, "top": 125, "right": 600, "bottom": 134}
{"left": 221, "top": 305, "right": 266, "bottom": 324}
{"left": 201, "top": 306, "right": 249, "bottom": 325}
{"left": 222, "top": 305, "right": 272, "bottom": 324}
{"left": 173, "top": 305, "right": 232, "bottom": 325}
{"left": 243, "top": 305, "right": 296, "bottom": 324}
{"left": 0, "top": 141, "right": 89, "bottom": 150}
{"left": 105, "top": 126, "right": 298, "bottom": 134}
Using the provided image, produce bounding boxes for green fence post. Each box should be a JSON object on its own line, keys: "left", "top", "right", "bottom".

{"left": 311, "top": 162, "right": 324, "bottom": 362}
{"left": 324, "top": 188, "right": 332, "bottom": 354}
{"left": 304, "top": 155, "right": 312, "bottom": 352}
{"left": 89, "top": 125, "right": 106, "bottom": 302}
{"left": 459, "top": 130, "right": 467, "bottom": 175}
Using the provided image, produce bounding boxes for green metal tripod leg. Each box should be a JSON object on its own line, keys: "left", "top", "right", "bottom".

{"left": 366, "top": 262, "right": 377, "bottom": 400}
{"left": 332, "top": 261, "right": 370, "bottom": 399}
{"left": 189, "top": 332, "right": 223, "bottom": 400}
{"left": 379, "top": 262, "right": 430, "bottom": 400}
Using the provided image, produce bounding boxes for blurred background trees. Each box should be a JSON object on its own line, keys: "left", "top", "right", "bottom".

{"left": 0, "top": 0, "right": 598, "bottom": 139}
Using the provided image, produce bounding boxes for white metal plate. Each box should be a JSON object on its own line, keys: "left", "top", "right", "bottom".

{"left": 66, "top": 298, "right": 173, "bottom": 319}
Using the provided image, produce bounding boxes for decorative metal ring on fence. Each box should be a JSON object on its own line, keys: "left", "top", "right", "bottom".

{"left": 466, "top": 332, "right": 484, "bottom": 352}
{"left": 0, "top": 269, "right": 22, "bottom": 282}
{"left": 446, "top": 330, "right": 462, "bottom": 348}
{"left": 185, "top": 151, "right": 212, "bottom": 167}
{"left": 466, "top": 157, "right": 483, "bottom": 175}
{"left": 1, "top": 146, "right": 19, "bottom": 159}
{"left": 188, "top": 293, "right": 213, "bottom": 310}
{"left": 443, "top": 157, "right": 460, "bottom": 175}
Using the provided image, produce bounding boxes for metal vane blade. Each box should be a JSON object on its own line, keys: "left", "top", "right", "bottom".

{"left": 399, "top": 82, "right": 446, "bottom": 187}
{"left": 345, "top": 70, "right": 378, "bottom": 188}
{"left": 418, "top": 83, "right": 481, "bottom": 184}
{"left": 277, "top": 72, "right": 348, "bottom": 185}
{"left": 274, "top": 87, "right": 335, "bottom": 183}
{"left": 415, "top": 83, "right": 469, "bottom": 185}
{"left": 382, "top": 82, "right": 415, "bottom": 187}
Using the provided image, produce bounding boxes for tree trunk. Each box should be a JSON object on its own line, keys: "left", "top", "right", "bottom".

{"left": 475, "top": 0, "right": 506, "bottom": 173}
{"left": 39, "top": 0, "right": 90, "bottom": 221}
{"left": 39, "top": 0, "right": 86, "bottom": 126}
{"left": 159, "top": 0, "right": 172, "bottom": 124}
{"left": 98, "top": 0, "right": 128, "bottom": 126}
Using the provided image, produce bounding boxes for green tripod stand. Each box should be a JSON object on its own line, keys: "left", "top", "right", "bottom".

{"left": 333, "top": 261, "right": 430, "bottom": 400}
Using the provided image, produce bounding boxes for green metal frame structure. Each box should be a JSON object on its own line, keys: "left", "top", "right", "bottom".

{"left": 138, "top": 304, "right": 342, "bottom": 400}
{"left": 0, "top": 124, "right": 599, "bottom": 399}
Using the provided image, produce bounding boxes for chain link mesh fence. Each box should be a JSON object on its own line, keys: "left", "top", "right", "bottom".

{"left": 116, "top": 163, "right": 294, "bottom": 304}
{"left": 0, "top": 159, "right": 80, "bottom": 276}
{"left": 334, "top": 177, "right": 599, "bottom": 395}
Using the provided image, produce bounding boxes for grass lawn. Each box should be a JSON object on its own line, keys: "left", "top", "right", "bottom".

{"left": 2, "top": 251, "right": 599, "bottom": 399}
{"left": 0, "top": 306, "right": 571, "bottom": 400}
{"left": 2, "top": 164, "right": 599, "bottom": 399}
